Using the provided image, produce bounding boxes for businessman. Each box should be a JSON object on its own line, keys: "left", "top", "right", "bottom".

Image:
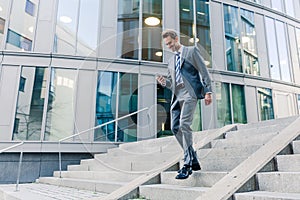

{"left": 157, "top": 29, "right": 212, "bottom": 179}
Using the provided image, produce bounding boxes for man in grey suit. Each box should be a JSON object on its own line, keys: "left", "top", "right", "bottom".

{"left": 157, "top": 29, "right": 212, "bottom": 179}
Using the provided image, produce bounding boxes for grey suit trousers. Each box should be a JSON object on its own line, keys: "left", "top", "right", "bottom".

{"left": 171, "top": 85, "right": 198, "bottom": 166}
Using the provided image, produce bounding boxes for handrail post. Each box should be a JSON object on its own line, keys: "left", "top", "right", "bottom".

{"left": 58, "top": 141, "right": 62, "bottom": 178}
{"left": 15, "top": 150, "right": 23, "bottom": 191}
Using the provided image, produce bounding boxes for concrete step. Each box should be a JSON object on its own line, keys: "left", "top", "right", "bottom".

{"left": 210, "top": 132, "right": 278, "bottom": 148}
{"left": 293, "top": 140, "right": 300, "bottom": 154}
{"left": 139, "top": 184, "right": 208, "bottom": 200}
{"left": 235, "top": 191, "right": 300, "bottom": 200}
{"left": 161, "top": 171, "right": 228, "bottom": 187}
{"left": 52, "top": 171, "right": 140, "bottom": 182}
{"left": 0, "top": 183, "right": 106, "bottom": 200}
{"left": 180, "top": 157, "right": 275, "bottom": 172}
{"left": 37, "top": 177, "right": 125, "bottom": 193}
{"left": 67, "top": 164, "right": 89, "bottom": 171}
{"left": 257, "top": 172, "right": 300, "bottom": 193}
{"left": 225, "top": 125, "right": 285, "bottom": 139}
{"left": 236, "top": 116, "right": 297, "bottom": 130}
{"left": 276, "top": 154, "right": 300, "bottom": 172}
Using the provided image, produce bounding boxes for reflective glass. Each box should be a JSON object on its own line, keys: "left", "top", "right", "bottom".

{"left": 297, "top": 28, "right": 300, "bottom": 66}
{"left": 216, "top": 82, "right": 232, "bottom": 127}
{"left": 179, "top": 0, "right": 194, "bottom": 46}
{"left": 258, "top": 88, "right": 274, "bottom": 120}
{"left": 271, "top": 0, "right": 283, "bottom": 12}
{"left": 54, "top": 0, "right": 79, "bottom": 54}
{"left": 13, "top": 67, "right": 48, "bottom": 141}
{"left": 117, "top": 73, "right": 138, "bottom": 142}
{"left": 45, "top": 68, "right": 77, "bottom": 141}
{"left": 232, "top": 84, "right": 247, "bottom": 124}
{"left": 117, "top": 0, "right": 139, "bottom": 59}
{"left": 241, "top": 9, "right": 259, "bottom": 75}
{"left": 285, "top": 0, "right": 295, "bottom": 17}
{"left": 76, "top": 0, "right": 99, "bottom": 56}
{"left": 142, "top": 0, "right": 163, "bottom": 62}
{"left": 0, "top": 0, "right": 10, "bottom": 47}
{"left": 196, "top": 0, "right": 211, "bottom": 68}
{"left": 157, "top": 84, "right": 172, "bottom": 137}
{"left": 95, "top": 71, "right": 118, "bottom": 141}
{"left": 265, "top": 17, "right": 280, "bottom": 80}
{"left": 224, "top": 5, "right": 242, "bottom": 72}
{"left": 275, "top": 21, "right": 291, "bottom": 82}
{"left": 6, "top": 0, "right": 38, "bottom": 51}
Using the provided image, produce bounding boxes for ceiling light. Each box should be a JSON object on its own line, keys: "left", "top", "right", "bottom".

{"left": 182, "top": 8, "right": 190, "bottom": 12}
{"left": 144, "top": 17, "right": 160, "bottom": 26}
{"left": 60, "top": 16, "right": 72, "bottom": 23}
{"left": 197, "top": 12, "right": 205, "bottom": 15}
{"left": 28, "top": 26, "right": 34, "bottom": 33}
{"left": 155, "top": 51, "right": 163, "bottom": 57}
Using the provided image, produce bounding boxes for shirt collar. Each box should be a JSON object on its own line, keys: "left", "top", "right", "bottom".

{"left": 176, "top": 45, "right": 184, "bottom": 55}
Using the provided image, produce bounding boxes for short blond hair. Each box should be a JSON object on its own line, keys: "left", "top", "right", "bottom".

{"left": 162, "top": 29, "right": 178, "bottom": 39}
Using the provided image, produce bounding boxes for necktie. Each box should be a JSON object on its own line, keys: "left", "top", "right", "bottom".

{"left": 175, "top": 53, "right": 183, "bottom": 85}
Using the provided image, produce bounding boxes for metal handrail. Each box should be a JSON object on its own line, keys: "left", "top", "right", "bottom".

{"left": 0, "top": 142, "right": 24, "bottom": 191}
{"left": 58, "top": 107, "right": 149, "bottom": 178}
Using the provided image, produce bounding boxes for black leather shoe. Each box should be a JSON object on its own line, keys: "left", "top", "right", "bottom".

{"left": 192, "top": 161, "right": 201, "bottom": 171}
{"left": 175, "top": 165, "right": 192, "bottom": 179}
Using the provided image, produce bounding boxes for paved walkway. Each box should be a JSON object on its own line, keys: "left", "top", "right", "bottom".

{"left": 0, "top": 183, "right": 107, "bottom": 200}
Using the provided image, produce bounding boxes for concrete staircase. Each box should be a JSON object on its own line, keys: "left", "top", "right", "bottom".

{"left": 0, "top": 116, "right": 298, "bottom": 200}
{"left": 139, "top": 116, "right": 299, "bottom": 200}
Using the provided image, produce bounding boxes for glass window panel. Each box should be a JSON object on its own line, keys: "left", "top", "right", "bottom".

{"left": 0, "top": 0, "right": 9, "bottom": 47}
{"left": 258, "top": 88, "right": 274, "bottom": 120}
{"left": 180, "top": 0, "right": 194, "bottom": 46}
{"left": 13, "top": 67, "right": 48, "bottom": 141}
{"left": 157, "top": 84, "right": 172, "bottom": 138}
{"left": 76, "top": 0, "right": 99, "bottom": 56}
{"left": 271, "top": 0, "right": 283, "bottom": 12}
{"left": 117, "top": 73, "right": 138, "bottom": 142}
{"left": 7, "top": 0, "right": 38, "bottom": 51}
{"left": 241, "top": 9, "right": 259, "bottom": 75}
{"left": 196, "top": 0, "right": 211, "bottom": 68}
{"left": 95, "top": 71, "right": 118, "bottom": 142}
{"left": 54, "top": 0, "right": 79, "bottom": 54}
{"left": 25, "top": 0, "right": 35, "bottom": 16}
{"left": 224, "top": 5, "right": 242, "bottom": 72}
{"left": 45, "top": 68, "right": 77, "bottom": 141}
{"left": 232, "top": 84, "right": 247, "bottom": 124}
{"left": 275, "top": 21, "right": 291, "bottom": 82}
{"left": 265, "top": 17, "right": 280, "bottom": 80}
{"left": 285, "top": 0, "right": 295, "bottom": 17}
{"left": 142, "top": 0, "right": 163, "bottom": 62}
{"left": 216, "top": 82, "right": 232, "bottom": 127}
{"left": 297, "top": 28, "right": 300, "bottom": 66}
{"left": 117, "top": 0, "right": 139, "bottom": 59}
{"left": 7, "top": 29, "right": 32, "bottom": 51}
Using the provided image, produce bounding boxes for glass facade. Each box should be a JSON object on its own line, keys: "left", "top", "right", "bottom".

{"left": 0, "top": 0, "right": 298, "bottom": 143}
{"left": 265, "top": 18, "right": 291, "bottom": 82}
{"left": 54, "top": 0, "right": 99, "bottom": 56}
{"left": 13, "top": 67, "right": 48, "bottom": 140}
{"left": 216, "top": 82, "right": 247, "bottom": 127}
{"left": 258, "top": 88, "right": 274, "bottom": 120}
{"left": 224, "top": 5, "right": 242, "bottom": 72}
{"left": 95, "top": 71, "right": 138, "bottom": 142}
{"left": 6, "top": 0, "right": 38, "bottom": 51}
{"left": 180, "top": 0, "right": 211, "bottom": 67}
{"left": 241, "top": 9, "right": 259, "bottom": 75}
{"left": 45, "top": 68, "right": 77, "bottom": 141}
{"left": 117, "top": 0, "right": 162, "bottom": 62}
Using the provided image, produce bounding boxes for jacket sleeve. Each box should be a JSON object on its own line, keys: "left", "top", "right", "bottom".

{"left": 192, "top": 46, "right": 212, "bottom": 93}
{"left": 165, "top": 66, "right": 172, "bottom": 89}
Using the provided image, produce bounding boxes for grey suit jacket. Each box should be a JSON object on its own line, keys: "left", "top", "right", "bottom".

{"left": 165, "top": 46, "right": 212, "bottom": 103}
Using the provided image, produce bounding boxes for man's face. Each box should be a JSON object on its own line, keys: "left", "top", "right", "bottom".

{"left": 163, "top": 36, "right": 178, "bottom": 52}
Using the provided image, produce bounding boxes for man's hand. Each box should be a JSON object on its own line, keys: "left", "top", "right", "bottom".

{"left": 156, "top": 75, "right": 166, "bottom": 86}
{"left": 204, "top": 93, "right": 212, "bottom": 105}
